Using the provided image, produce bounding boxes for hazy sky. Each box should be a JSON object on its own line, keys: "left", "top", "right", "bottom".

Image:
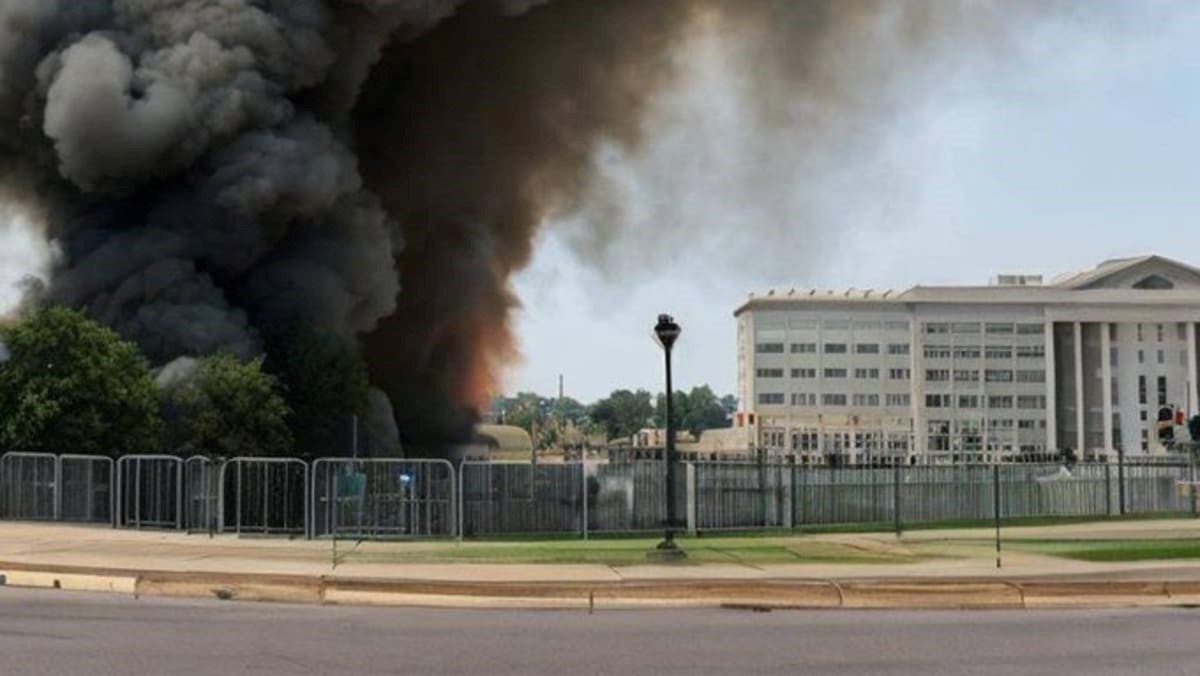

{"left": 505, "top": 2, "right": 1200, "bottom": 403}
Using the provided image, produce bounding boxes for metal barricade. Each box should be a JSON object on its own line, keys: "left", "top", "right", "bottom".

{"left": 311, "top": 458, "right": 456, "bottom": 539}
{"left": 116, "top": 455, "right": 184, "bottom": 529}
{"left": 185, "top": 456, "right": 221, "bottom": 533}
{"left": 219, "top": 457, "right": 309, "bottom": 537}
{"left": 460, "top": 461, "right": 584, "bottom": 536}
{"left": 0, "top": 452, "right": 58, "bottom": 520}
{"left": 57, "top": 455, "right": 114, "bottom": 524}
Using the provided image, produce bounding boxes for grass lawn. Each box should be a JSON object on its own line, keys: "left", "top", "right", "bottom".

{"left": 1009, "top": 539, "right": 1200, "bottom": 562}
{"left": 342, "top": 536, "right": 931, "bottom": 567}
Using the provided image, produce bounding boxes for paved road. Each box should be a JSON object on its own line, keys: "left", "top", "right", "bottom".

{"left": 1, "top": 588, "right": 1198, "bottom": 675}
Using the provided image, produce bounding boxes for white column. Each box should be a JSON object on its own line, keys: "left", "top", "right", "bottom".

{"left": 1188, "top": 322, "right": 1198, "bottom": 418}
{"left": 1101, "top": 322, "right": 1113, "bottom": 453}
{"left": 1074, "top": 321, "right": 1085, "bottom": 453}
{"left": 1045, "top": 319, "right": 1057, "bottom": 451}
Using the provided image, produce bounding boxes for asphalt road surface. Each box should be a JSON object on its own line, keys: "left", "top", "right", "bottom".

{"left": 1, "top": 588, "right": 1199, "bottom": 675}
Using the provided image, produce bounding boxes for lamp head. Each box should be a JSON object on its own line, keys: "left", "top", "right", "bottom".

{"left": 654, "top": 314, "right": 681, "bottom": 351}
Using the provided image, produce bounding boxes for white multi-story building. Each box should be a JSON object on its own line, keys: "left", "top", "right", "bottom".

{"left": 735, "top": 255, "right": 1200, "bottom": 465}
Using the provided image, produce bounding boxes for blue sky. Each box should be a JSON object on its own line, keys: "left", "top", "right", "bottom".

{"left": 506, "top": 2, "right": 1200, "bottom": 403}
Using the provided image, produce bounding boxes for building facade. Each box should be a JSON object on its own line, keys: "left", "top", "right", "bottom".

{"left": 735, "top": 256, "right": 1200, "bottom": 465}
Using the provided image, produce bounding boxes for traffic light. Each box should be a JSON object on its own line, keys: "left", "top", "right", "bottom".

{"left": 1157, "top": 406, "right": 1175, "bottom": 444}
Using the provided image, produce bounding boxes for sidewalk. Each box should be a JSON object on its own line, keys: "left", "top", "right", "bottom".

{"left": 2, "top": 520, "right": 1200, "bottom": 609}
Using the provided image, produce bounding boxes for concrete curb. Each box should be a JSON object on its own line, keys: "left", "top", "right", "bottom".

{"left": 2, "top": 560, "right": 1199, "bottom": 610}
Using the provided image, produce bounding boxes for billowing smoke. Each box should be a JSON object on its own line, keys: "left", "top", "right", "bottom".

{"left": 0, "top": 1, "right": 1086, "bottom": 450}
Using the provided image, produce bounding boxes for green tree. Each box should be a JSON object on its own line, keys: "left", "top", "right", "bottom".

{"left": 590, "top": 389, "right": 654, "bottom": 440}
{"left": 263, "top": 324, "right": 368, "bottom": 459}
{"left": 161, "top": 354, "right": 292, "bottom": 457}
{"left": 0, "top": 306, "right": 161, "bottom": 457}
{"left": 680, "top": 386, "right": 730, "bottom": 437}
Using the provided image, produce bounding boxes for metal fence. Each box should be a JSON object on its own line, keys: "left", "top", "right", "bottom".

{"left": 219, "top": 457, "right": 309, "bottom": 537}
{"left": 116, "top": 455, "right": 183, "bottom": 529}
{"left": 311, "top": 458, "right": 456, "bottom": 539}
{"left": 0, "top": 453, "right": 58, "bottom": 520}
{"left": 0, "top": 454, "right": 1193, "bottom": 539}
{"left": 58, "top": 455, "right": 113, "bottom": 524}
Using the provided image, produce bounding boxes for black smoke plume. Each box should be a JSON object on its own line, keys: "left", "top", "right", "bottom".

{"left": 0, "top": 1, "right": 1080, "bottom": 451}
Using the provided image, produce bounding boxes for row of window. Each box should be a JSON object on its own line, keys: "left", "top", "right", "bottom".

{"left": 924, "top": 322, "right": 1043, "bottom": 335}
{"left": 759, "top": 392, "right": 1048, "bottom": 409}
{"left": 923, "top": 345, "right": 1045, "bottom": 359}
{"left": 777, "top": 319, "right": 911, "bottom": 332}
{"left": 924, "top": 369, "right": 1045, "bottom": 383}
{"left": 925, "top": 394, "right": 1048, "bottom": 409}
{"left": 1127, "top": 323, "right": 1188, "bottom": 342}
{"left": 759, "top": 342, "right": 912, "bottom": 355}
{"left": 759, "top": 367, "right": 909, "bottom": 380}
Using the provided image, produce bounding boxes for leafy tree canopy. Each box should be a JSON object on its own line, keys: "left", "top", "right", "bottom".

{"left": 263, "top": 324, "right": 368, "bottom": 459}
{"left": 590, "top": 389, "right": 654, "bottom": 441}
{"left": 0, "top": 306, "right": 161, "bottom": 457}
{"left": 161, "top": 353, "right": 293, "bottom": 457}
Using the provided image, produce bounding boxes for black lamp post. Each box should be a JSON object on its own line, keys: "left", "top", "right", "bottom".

{"left": 653, "top": 314, "right": 685, "bottom": 557}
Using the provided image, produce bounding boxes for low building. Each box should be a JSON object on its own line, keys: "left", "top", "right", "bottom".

{"left": 736, "top": 255, "right": 1200, "bottom": 465}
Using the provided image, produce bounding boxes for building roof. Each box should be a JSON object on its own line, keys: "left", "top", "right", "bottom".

{"left": 474, "top": 424, "right": 534, "bottom": 452}
{"left": 735, "top": 255, "right": 1200, "bottom": 316}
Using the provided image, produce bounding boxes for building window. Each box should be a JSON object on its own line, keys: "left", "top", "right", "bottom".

{"left": 924, "top": 345, "right": 951, "bottom": 359}
{"left": 1178, "top": 323, "right": 1188, "bottom": 341}
{"left": 1138, "top": 375, "right": 1147, "bottom": 405}
{"left": 790, "top": 342, "right": 817, "bottom": 354}
{"left": 822, "top": 393, "right": 847, "bottom": 406}
{"left": 986, "top": 323, "right": 1014, "bottom": 335}
{"left": 957, "top": 395, "right": 979, "bottom": 409}
{"left": 1140, "top": 409, "right": 1148, "bottom": 422}
{"left": 1157, "top": 349, "right": 1165, "bottom": 365}
{"left": 925, "top": 369, "right": 950, "bottom": 382}
{"left": 953, "top": 347, "right": 981, "bottom": 359}
{"left": 885, "top": 393, "right": 910, "bottom": 407}
{"left": 1109, "top": 347, "right": 1118, "bottom": 367}
{"left": 988, "top": 395, "right": 1014, "bottom": 409}
{"left": 854, "top": 368, "right": 879, "bottom": 379}
{"left": 926, "top": 394, "right": 951, "bottom": 408}
{"left": 791, "top": 368, "right": 816, "bottom": 379}
{"left": 924, "top": 323, "right": 949, "bottom": 335}
{"left": 1109, "top": 324, "right": 1118, "bottom": 341}
{"left": 1157, "top": 324, "right": 1165, "bottom": 342}
{"left": 1018, "top": 419, "right": 1037, "bottom": 430}
{"left": 1138, "top": 349, "right": 1145, "bottom": 364}
{"left": 1017, "top": 395, "right": 1046, "bottom": 409}
{"left": 791, "top": 393, "right": 816, "bottom": 406}
{"left": 824, "top": 343, "right": 847, "bottom": 354}
{"left": 1137, "top": 323, "right": 1144, "bottom": 341}
{"left": 824, "top": 368, "right": 847, "bottom": 379}
{"left": 927, "top": 421, "right": 951, "bottom": 451}
{"left": 1158, "top": 376, "right": 1167, "bottom": 406}
{"left": 985, "top": 369, "right": 1014, "bottom": 382}
{"left": 855, "top": 343, "right": 880, "bottom": 354}
{"left": 888, "top": 368, "right": 911, "bottom": 380}
{"left": 756, "top": 368, "right": 784, "bottom": 378}
{"left": 1017, "top": 345, "right": 1045, "bottom": 358}
{"left": 756, "top": 342, "right": 784, "bottom": 354}
{"left": 954, "top": 369, "right": 979, "bottom": 383}
{"left": 887, "top": 343, "right": 910, "bottom": 356}
{"left": 952, "top": 322, "right": 981, "bottom": 334}
{"left": 852, "top": 393, "right": 880, "bottom": 406}
{"left": 1141, "top": 428, "right": 1149, "bottom": 452}
{"left": 1016, "top": 369, "right": 1045, "bottom": 383}
{"left": 757, "top": 393, "right": 785, "bottom": 405}
{"left": 1016, "top": 323, "right": 1043, "bottom": 335}
{"left": 985, "top": 346, "right": 1012, "bottom": 360}
{"left": 1111, "top": 378, "right": 1119, "bottom": 406}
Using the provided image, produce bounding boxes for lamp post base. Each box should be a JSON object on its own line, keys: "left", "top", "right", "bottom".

{"left": 647, "top": 536, "right": 688, "bottom": 561}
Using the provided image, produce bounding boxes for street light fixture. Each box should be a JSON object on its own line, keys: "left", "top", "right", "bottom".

{"left": 652, "top": 314, "right": 686, "bottom": 559}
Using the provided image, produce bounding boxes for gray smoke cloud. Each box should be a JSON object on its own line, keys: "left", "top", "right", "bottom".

{"left": 0, "top": 0, "right": 1112, "bottom": 449}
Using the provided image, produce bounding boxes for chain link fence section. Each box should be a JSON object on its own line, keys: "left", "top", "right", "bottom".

{"left": 219, "top": 457, "right": 309, "bottom": 537}
{"left": 57, "top": 455, "right": 113, "bottom": 524}
{"left": 0, "top": 452, "right": 58, "bottom": 520}
{"left": 460, "top": 462, "right": 585, "bottom": 537}
{"left": 184, "top": 456, "right": 220, "bottom": 533}
{"left": 116, "top": 455, "right": 183, "bottom": 529}
{"left": 311, "top": 458, "right": 456, "bottom": 539}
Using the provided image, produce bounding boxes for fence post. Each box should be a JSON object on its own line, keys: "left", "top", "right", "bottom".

{"left": 685, "top": 462, "right": 697, "bottom": 536}
{"left": 784, "top": 456, "right": 795, "bottom": 529}
{"left": 893, "top": 462, "right": 902, "bottom": 537}
{"left": 581, "top": 459, "right": 589, "bottom": 541}
{"left": 1104, "top": 461, "right": 1113, "bottom": 516}
{"left": 1118, "top": 450, "right": 1126, "bottom": 515}
{"left": 993, "top": 463, "right": 1002, "bottom": 569}
{"left": 53, "top": 455, "right": 61, "bottom": 522}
